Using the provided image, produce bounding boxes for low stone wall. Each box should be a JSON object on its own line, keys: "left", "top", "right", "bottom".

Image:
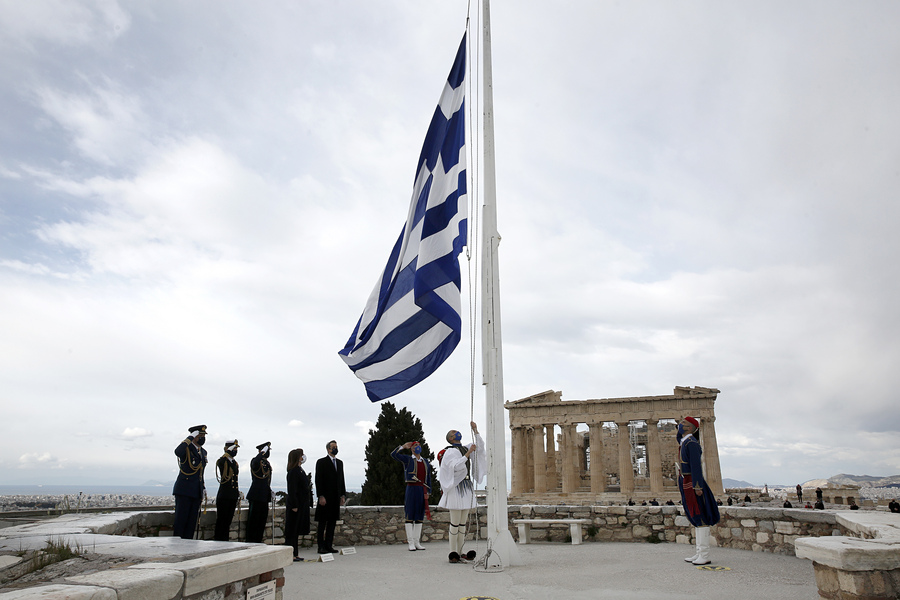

{"left": 146, "top": 504, "right": 847, "bottom": 557}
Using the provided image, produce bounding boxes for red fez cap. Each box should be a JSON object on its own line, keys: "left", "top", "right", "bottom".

{"left": 684, "top": 417, "right": 700, "bottom": 429}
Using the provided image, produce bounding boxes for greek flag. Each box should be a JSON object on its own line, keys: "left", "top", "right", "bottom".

{"left": 339, "top": 35, "right": 468, "bottom": 403}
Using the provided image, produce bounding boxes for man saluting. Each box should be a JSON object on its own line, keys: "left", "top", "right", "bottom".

{"left": 173, "top": 424, "right": 208, "bottom": 539}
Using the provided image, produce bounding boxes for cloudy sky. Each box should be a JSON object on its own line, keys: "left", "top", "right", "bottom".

{"left": 2, "top": 1, "right": 899, "bottom": 492}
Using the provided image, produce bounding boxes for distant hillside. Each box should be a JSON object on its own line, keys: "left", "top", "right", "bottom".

{"left": 723, "top": 478, "right": 755, "bottom": 488}
{"left": 801, "top": 474, "right": 900, "bottom": 488}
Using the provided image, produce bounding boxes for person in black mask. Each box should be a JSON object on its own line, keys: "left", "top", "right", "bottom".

{"left": 315, "top": 440, "right": 346, "bottom": 554}
{"left": 173, "top": 424, "right": 208, "bottom": 539}
{"left": 214, "top": 439, "right": 241, "bottom": 541}
{"left": 246, "top": 442, "right": 273, "bottom": 543}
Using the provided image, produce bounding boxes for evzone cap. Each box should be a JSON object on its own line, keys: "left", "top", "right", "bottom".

{"left": 188, "top": 425, "right": 207, "bottom": 437}
{"left": 684, "top": 417, "right": 700, "bottom": 429}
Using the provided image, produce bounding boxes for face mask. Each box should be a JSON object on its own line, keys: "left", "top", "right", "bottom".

{"left": 195, "top": 437, "right": 206, "bottom": 447}
{"left": 453, "top": 431, "right": 462, "bottom": 443}
{"left": 226, "top": 448, "right": 237, "bottom": 457}
{"left": 330, "top": 447, "right": 339, "bottom": 456}
{"left": 412, "top": 445, "right": 421, "bottom": 455}
{"left": 301, "top": 454, "right": 307, "bottom": 465}
{"left": 263, "top": 450, "right": 270, "bottom": 459}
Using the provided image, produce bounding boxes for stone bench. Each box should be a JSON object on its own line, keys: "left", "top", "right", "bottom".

{"left": 513, "top": 518, "right": 590, "bottom": 545}
{"left": 794, "top": 511, "right": 900, "bottom": 599}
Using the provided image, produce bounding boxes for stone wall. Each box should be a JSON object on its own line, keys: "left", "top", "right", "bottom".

{"left": 142, "top": 504, "right": 848, "bottom": 557}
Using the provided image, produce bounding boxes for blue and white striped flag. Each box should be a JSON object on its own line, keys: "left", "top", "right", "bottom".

{"left": 339, "top": 35, "right": 468, "bottom": 402}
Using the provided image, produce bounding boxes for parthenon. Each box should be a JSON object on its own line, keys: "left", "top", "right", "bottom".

{"left": 505, "top": 386, "right": 724, "bottom": 505}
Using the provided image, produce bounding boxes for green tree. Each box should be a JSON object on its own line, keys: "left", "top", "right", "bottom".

{"left": 359, "top": 402, "right": 441, "bottom": 506}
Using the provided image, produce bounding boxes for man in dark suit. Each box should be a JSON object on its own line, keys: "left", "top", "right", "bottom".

{"left": 315, "top": 440, "right": 346, "bottom": 554}
{"left": 172, "top": 425, "right": 208, "bottom": 539}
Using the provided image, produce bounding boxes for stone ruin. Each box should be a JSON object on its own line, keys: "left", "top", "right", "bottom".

{"left": 505, "top": 386, "right": 725, "bottom": 505}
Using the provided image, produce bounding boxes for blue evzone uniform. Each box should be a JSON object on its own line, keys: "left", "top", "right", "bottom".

{"left": 173, "top": 438, "right": 208, "bottom": 539}
{"left": 677, "top": 435, "right": 720, "bottom": 527}
{"left": 391, "top": 446, "right": 431, "bottom": 521}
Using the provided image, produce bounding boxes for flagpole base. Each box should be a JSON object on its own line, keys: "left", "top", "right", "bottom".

{"left": 487, "top": 529, "right": 522, "bottom": 567}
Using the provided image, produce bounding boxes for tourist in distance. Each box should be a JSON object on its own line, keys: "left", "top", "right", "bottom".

{"left": 284, "top": 448, "right": 311, "bottom": 561}
{"left": 783, "top": 499, "right": 793, "bottom": 508}
{"left": 245, "top": 442, "right": 273, "bottom": 543}
{"left": 391, "top": 440, "right": 432, "bottom": 551}
{"left": 315, "top": 440, "right": 346, "bottom": 554}
{"left": 816, "top": 487, "right": 823, "bottom": 502}
{"left": 677, "top": 416, "right": 720, "bottom": 566}
{"left": 437, "top": 421, "right": 485, "bottom": 564}
{"left": 796, "top": 483, "right": 804, "bottom": 503}
{"left": 889, "top": 499, "right": 900, "bottom": 513}
{"left": 214, "top": 439, "right": 242, "bottom": 541}
{"left": 173, "top": 424, "right": 208, "bottom": 539}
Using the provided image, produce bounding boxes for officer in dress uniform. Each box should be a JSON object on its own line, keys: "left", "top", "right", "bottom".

{"left": 173, "top": 425, "right": 208, "bottom": 539}
{"left": 245, "top": 442, "right": 273, "bottom": 543}
{"left": 214, "top": 439, "right": 241, "bottom": 541}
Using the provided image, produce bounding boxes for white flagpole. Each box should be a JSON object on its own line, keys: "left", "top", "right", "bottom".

{"left": 480, "top": 0, "right": 521, "bottom": 567}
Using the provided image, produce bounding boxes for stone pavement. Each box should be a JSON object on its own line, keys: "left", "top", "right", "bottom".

{"left": 283, "top": 541, "right": 819, "bottom": 600}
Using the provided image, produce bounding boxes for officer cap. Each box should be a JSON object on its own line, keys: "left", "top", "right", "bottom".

{"left": 256, "top": 442, "right": 271, "bottom": 451}
{"left": 188, "top": 425, "right": 207, "bottom": 436}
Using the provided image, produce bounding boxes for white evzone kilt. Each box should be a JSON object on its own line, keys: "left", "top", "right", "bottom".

{"left": 437, "top": 433, "right": 485, "bottom": 510}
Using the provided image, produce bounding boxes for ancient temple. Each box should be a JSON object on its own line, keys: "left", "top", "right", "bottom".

{"left": 505, "top": 386, "right": 725, "bottom": 505}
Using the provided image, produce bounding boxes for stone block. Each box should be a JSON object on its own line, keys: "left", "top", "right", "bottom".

{"left": 67, "top": 568, "right": 184, "bottom": 600}
{"left": 740, "top": 519, "right": 756, "bottom": 528}
{"left": 632, "top": 525, "right": 650, "bottom": 538}
{"left": 132, "top": 546, "right": 292, "bottom": 596}
{"left": 0, "top": 585, "right": 117, "bottom": 600}
{"left": 731, "top": 528, "right": 742, "bottom": 539}
{"left": 674, "top": 516, "right": 690, "bottom": 527}
{"left": 675, "top": 534, "right": 691, "bottom": 545}
{"left": 759, "top": 520, "right": 775, "bottom": 532}
{"left": 775, "top": 521, "right": 794, "bottom": 535}
{"left": 756, "top": 532, "right": 769, "bottom": 544}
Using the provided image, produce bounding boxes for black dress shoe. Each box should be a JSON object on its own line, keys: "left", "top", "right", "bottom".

{"left": 317, "top": 547, "right": 327, "bottom": 554}
{"left": 327, "top": 547, "right": 338, "bottom": 553}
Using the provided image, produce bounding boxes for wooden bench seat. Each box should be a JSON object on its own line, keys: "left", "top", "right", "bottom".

{"left": 512, "top": 518, "right": 590, "bottom": 545}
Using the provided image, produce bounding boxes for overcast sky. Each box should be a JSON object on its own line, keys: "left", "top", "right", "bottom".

{"left": 2, "top": 1, "right": 899, "bottom": 492}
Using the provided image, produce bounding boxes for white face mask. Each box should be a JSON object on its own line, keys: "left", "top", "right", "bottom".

{"left": 301, "top": 454, "right": 307, "bottom": 465}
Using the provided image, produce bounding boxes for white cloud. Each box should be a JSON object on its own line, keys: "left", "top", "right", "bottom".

{"left": 354, "top": 421, "right": 375, "bottom": 434}
{"left": 18, "top": 453, "right": 61, "bottom": 469}
{"left": 122, "top": 427, "right": 152, "bottom": 439}
{"left": 288, "top": 420, "right": 303, "bottom": 427}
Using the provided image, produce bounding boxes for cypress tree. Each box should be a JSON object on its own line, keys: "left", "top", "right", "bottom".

{"left": 359, "top": 401, "right": 441, "bottom": 506}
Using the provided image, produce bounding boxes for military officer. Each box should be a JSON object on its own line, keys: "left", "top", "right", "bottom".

{"left": 173, "top": 424, "right": 208, "bottom": 539}
{"left": 246, "top": 442, "right": 273, "bottom": 543}
{"left": 214, "top": 439, "right": 241, "bottom": 541}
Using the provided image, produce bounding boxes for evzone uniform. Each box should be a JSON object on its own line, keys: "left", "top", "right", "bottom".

{"left": 391, "top": 444, "right": 432, "bottom": 551}
{"left": 437, "top": 431, "right": 485, "bottom": 562}
{"left": 677, "top": 417, "right": 720, "bottom": 565}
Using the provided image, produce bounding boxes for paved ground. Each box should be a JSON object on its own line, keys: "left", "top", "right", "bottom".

{"left": 282, "top": 541, "right": 820, "bottom": 600}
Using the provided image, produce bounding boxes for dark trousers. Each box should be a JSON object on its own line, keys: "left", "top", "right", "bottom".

{"left": 173, "top": 494, "right": 201, "bottom": 539}
{"left": 246, "top": 500, "right": 268, "bottom": 543}
{"left": 284, "top": 510, "right": 300, "bottom": 556}
{"left": 214, "top": 495, "right": 238, "bottom": 541}
{"left": 317, "top": 519, "right": 336, "bottom": 551}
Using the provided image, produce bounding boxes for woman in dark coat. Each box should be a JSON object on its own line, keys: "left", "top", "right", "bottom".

{"left": 677, "top": 416, "right": 720, "bottom": 566}
{"left": 284, "top": 448, "right": 311, "bottom": 560}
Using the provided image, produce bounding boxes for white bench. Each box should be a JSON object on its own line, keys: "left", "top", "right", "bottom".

{"left": 513, "top": 518, "right": 590, "bottom": 545}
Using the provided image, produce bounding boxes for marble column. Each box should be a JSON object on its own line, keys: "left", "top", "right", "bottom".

{"left": 511, "top": 426, "right": 526, "bottom": 495}
{"left": 589, "top": 422, "right": 606, "bottom": 494}
{"left": 532, "top": 425, "right": 546, "bottom": 494}
{"left": 646, "top": 418, "right": 663, "bottom": 494}
{"left": 561, "top": 423, "right": 577, "bottom": 493}
{"left": 524, "top": 427, "right": 534, "bottom": 492}
{"left": 616, "top": 421, "right": 635, "bottom": 496}
{"left": 545, "top": 425, "right": 558, "bottom": 491}
{"left": 700, "top": 416, "right": 725, "bottom": 497}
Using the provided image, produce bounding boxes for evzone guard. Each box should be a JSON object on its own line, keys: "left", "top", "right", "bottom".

{"left": 437, "top": 421, "right": 485, "bottom": 563}
{"left": 391, "top": 440, "right": 432, "bottom": 551}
